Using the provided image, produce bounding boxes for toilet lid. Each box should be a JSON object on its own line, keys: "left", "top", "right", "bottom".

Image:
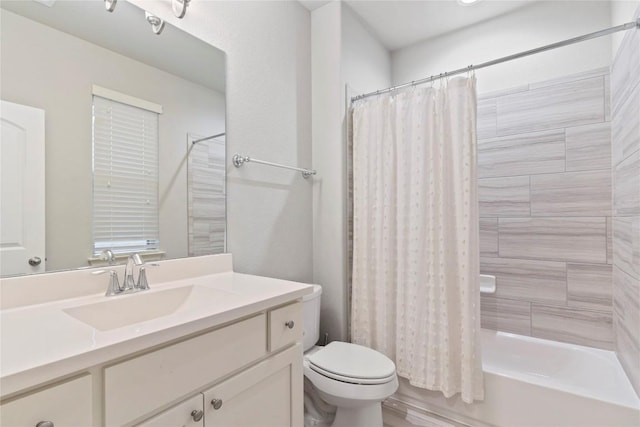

{"left": 308, "top": 342, "right": 396, "bottom": 384}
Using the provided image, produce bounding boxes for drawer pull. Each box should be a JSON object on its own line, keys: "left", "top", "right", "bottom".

{"left": 211, "top": 398, "right": 223, "bottom": 410}
{"left": 191, "top": 410, "right": 203, "bottom": 422}
{"left": 36, "top": 422, "right": 54, "bottom": 427}
{"left": 285, "top": 320, "right": 295, "bottom": 329}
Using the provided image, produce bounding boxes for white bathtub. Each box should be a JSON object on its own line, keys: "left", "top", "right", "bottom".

{"left": 385, "top": 329, "right": 640, "bottom": 427}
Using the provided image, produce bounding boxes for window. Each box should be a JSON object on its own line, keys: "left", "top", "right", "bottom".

{"left": 92, "top": 92, "right": 160, "bottom": 256}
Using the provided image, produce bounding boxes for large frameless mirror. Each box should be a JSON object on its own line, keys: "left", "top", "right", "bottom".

{"left": 0, "top": 0, "right": 226, "bottom": 277}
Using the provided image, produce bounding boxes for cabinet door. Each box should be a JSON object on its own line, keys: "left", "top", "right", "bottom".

{"left": 203, "top": 344, "right": 303, "bottom": 427}
{"left": 105, "top": 314, "right": 266, "bottom": 426}
{"left": 136, "top": 395, "right": 204, "bottom": 427}
{"left": 0, "top": 375, "right": 92, "bottom": 427}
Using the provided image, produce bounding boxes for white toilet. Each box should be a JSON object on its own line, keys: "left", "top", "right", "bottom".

{"left": 303, "top": 285, "right": 398, "bottom": 427}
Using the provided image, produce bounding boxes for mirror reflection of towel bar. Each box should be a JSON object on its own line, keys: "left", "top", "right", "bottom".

{"left": 232, "top": 154, "right": 316, "bottom": 179}
{"left": 191, "top": 132, "right": 226, "bottom": 145}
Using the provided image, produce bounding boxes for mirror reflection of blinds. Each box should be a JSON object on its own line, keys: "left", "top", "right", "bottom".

{"left": 92, "top": 95, "right": 159, "bottom": 255}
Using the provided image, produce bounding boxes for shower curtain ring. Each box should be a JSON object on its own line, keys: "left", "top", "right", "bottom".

{"left": 467, "top": 65, "right": 475, "bottom": 78}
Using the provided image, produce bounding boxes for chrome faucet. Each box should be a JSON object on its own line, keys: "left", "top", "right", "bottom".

{"left": 123, "top": 253, "right": 143, "bottom": 292}
{"left": 101, "top": 253, "right": 152, "bottom": 296}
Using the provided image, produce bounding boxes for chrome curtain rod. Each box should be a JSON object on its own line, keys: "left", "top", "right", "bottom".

{"left": 352, "top": 18, "right": 640, "bottom": 102}
{"left": 191, "top": 132, "right": 226, "bottom": 144}
{"left": 232, "top": 154, "right": 316, "bottom": 179}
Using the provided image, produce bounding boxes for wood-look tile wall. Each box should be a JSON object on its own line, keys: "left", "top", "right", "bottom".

{"left": 187, "top": 136, "right": 226, "bottom": 256}
{"left": 611, "top": 12, "right": 640, "bottom": 398}
{"left": 477, "top": 67, "right": 614, "bottom": 350}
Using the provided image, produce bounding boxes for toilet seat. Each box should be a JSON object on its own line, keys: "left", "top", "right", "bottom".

{"left": 309, "top": 364, "right": 397, "bottom": 385}
{"left": 304, "top": 361, "right": 399, "bottom": 404}
{"left": 307, "top": 342, "right": 397, "bottom": 385}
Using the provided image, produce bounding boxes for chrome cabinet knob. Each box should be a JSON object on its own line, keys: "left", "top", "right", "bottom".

{"left": 190, "top": 409, "right": 203, "bottom": 422}
{"left": 285, "top": 320, "right": 295, "bottom": 329}
{"left": 36, "top": 422, "right": 54, "bottom": 427}
{"left": 29, "top": 257, "right": 42, "bottom": 266}
{"left": 211, "top": 398, "right": 223, "bottom": 410}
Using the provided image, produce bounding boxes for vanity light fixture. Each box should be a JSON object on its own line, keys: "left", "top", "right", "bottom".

{"left": 145, "top": 11, "right": 166, "bottom": 35}
{"left": 457, "top": 0, "right": 481, "bottom": 4}
{"left": 104, "top": 0, "right": 117, "bottom": 13}
{"left": 172, "top": 0, "right": 190, "bottom": 19}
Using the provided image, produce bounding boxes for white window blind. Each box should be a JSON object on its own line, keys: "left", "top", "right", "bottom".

{"left": 92, "top": 95, "right": 160, "bottom": 255}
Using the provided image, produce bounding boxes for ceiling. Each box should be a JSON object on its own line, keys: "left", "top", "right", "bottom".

{"left": 300, "top": 0, "right": 538, "bottom": 51}
{"left": 0, "top": 0, "right": 226, "bottom": 93}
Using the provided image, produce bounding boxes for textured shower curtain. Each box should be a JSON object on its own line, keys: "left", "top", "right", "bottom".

{"left": 351, "top": 77, "right": 484, "bottom": 403}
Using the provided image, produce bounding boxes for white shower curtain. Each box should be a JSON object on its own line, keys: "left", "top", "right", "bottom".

{"left": 351, "top": 77, "right": 484, "bottom": 403}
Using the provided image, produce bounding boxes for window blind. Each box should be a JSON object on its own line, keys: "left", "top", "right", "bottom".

{"left": 92, "top": 95, "right": 160, "bottom": 255}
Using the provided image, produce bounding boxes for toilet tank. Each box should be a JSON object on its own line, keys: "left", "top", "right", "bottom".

{"left": 302, "top": 285, "right": 322, "bottom": 352}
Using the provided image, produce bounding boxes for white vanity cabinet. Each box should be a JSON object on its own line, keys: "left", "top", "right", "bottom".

{"left": 135, "top": 343, "right": 302, "bottom": 427}
{"left": 0, "top": 257, "right": 310, "bottom": 427}
{"left": 0, "top": 375, "right": 92, "bottom": 427}
{"left": 110, "top": 302, "right": 303, "bottom": 426}
{"left": 104, "top": 314, "right": 268, "bottom": 426}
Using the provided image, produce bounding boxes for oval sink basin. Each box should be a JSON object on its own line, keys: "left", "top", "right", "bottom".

{"left": 63, "top": 285, "right": 232, "bottom": 331}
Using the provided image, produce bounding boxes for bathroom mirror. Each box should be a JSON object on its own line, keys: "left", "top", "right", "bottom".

{"left": 0, "top": 0, "right": 226, "bottom": 277}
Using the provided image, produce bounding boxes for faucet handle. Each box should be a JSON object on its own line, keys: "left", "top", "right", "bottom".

{"left": 104, "top": 270, "right": 122, "bottom": 296}
{"left": 137, "top": 267, "right": 150, "bottom": 290}
{"left": 136, "top": 263, "right": 159, "bottom": 290}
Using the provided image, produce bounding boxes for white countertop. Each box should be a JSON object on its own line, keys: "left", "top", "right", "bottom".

{"left": 0, "top": 271, "right": 313, "bottom": 398}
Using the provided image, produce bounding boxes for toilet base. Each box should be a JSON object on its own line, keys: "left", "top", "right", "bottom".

{"left": 331, "top": 402, "right": 383, "bottom": 427}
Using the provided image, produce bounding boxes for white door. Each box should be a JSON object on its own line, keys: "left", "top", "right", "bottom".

{"left": 0, "top": 100, "right": 45, "bottom": 276}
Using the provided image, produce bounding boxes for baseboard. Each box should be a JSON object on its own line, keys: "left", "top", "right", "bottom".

{"left": 382, "top": 396, "right": 473, "bottom": 427}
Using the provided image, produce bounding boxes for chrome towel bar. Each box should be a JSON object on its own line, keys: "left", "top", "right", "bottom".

{"left": 232, "top": 154, "right": 316, "bottom": 179}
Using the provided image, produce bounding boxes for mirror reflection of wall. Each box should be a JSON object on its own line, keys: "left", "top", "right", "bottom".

{"left": 0, "top": 0, "right": 226, "bottom": 277}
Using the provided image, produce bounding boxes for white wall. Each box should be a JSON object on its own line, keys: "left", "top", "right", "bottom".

{"left": 342, "top": 4, "right": 392, "bottom": 97}
{"left": 392, "top": 1, "right": 613, "bottom": 95}
{"left": 311, "top": 1, "right": 344, "bottom": 342}
{"left": 311, "top": 0, "right": 390, "bottom": 342}
{"left": 611, "top": 0, "right": 640, "bottom": 57}
{"left": 131, "top": 0, "right": 313, "bottom": 282}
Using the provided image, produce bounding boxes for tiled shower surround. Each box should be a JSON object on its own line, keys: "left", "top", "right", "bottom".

{"left": 477, "top": 67, "right": 615, "bottom": 349}
{"left": 611, "top": 14, "right": 640, "bottom": 397}
{"left": 187, "top": 136, "right": 226, "bottom": 256}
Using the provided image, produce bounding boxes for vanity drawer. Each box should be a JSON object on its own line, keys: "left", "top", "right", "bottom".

{"left": 104, "top": 314, "right": 266, "bottom": 426}
{"left": 268, "top": 302, "right": 303, "bottom": 352}
{"left": 0, "top": 375, "right": 92, "bottom": 427}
